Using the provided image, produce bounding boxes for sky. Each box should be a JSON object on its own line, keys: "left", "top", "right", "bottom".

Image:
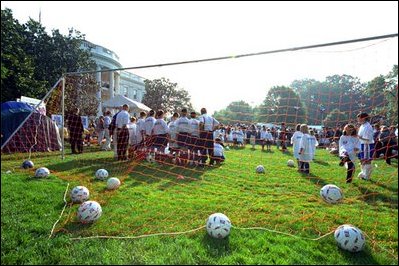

{"left": 2, "top": 1, "right": 398, "bottom": 114}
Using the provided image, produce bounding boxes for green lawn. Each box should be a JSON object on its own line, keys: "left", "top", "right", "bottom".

{"left": 1, "top": 145, "right": 398, "bottom": 264}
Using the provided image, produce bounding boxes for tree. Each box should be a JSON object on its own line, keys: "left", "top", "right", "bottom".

{"left": 214, "top": 101, "right": 254, "bottom": 125}
{"left": 1, "top": 8, "right": 95, "bottom": 102}
{"left": 258, "top": 86, "right": 307, "bottom": 126}
{"left": 291, "top": 75, "right": 366, "bottom": 124}
{"left": 1, "top": 8, "right": 46, "bottom": 102}
{"left": 142, "top": 78, "right": 193, "bottom": 114}
{"left": 323, "top": 108, "right": 349, "bottom": 128}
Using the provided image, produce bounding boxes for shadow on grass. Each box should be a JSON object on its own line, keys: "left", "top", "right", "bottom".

{"left": 369, "top": 179, "right": 398, "bottom": 193}
{"left": 313, "top": 159, "right": 330, "bottom": 166}
{"left": 336, "top": 245, "right": 380, "bottom": 265}
{"left": 261, "top": 149, "right": 274, "bottom": 153}
{"left": 300, "top": 172, "right": 329, "bottom": 187}
{"left": 201, "top": 233, "right": 231, "bottom": 258}
{"left": 352, "top": 183, "right": 398, "bottom": 209}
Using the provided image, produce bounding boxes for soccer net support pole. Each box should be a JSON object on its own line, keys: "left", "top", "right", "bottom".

{"left": 0, "top": 77, "right": 63, "bottom": 150}
{"left": 61, "top": 76, "right": 66, "bottom": 160}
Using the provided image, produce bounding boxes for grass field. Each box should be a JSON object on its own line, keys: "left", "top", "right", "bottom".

{"left": 1, "top": 145, "right": 398, "bottom": 265}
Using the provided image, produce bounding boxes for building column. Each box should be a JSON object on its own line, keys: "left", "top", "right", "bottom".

{"left": 110, "top": 70, "right": 114, "bottom": 99}
{"left": 115, "top": 72, "right": 120, "bottom": 96}
{"left": 96, "top": 66, "right": 102, "bottom": 117}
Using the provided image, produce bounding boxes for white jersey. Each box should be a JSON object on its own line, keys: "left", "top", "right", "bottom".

{"left": 153, "top": 118, "right": 169, "bottom": 135}
{"left": 291, "top": 131, "right": 304, "bottom": 159}
{"left": 176, "top": 116, "right": 191, "bottom": 133}
{"left": 190, "top": 118, "right": 200, "bottom": 137}
{"left": 299, "top": 134, "right": 317, "bottom": 162}
{"left": 358, "top": 122, "right": 374, "bottom": 144}
{"left": 144, "top": 116, "right": 156, "bottom": 136}
{"left": 127, "top": 122, "right": 138, "bottom": 145}
{"left": 115, "top": 110, "right": 130, "bottom": 129}
{"left": 339, "top": 135, "right": 361, "bottom": 162}
{"left": 199, "top": 114, "right": 219, "bottom": 131}
{"left": 214, "top": 143, "right": 225, "bottom": 157}
{"left": 136, "top": 118, "right": 146, "bottom": 143}
{"left": 233, "top": 130, "right": 245, "bottom": 143}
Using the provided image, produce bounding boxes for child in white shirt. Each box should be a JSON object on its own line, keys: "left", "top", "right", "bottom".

{"left": 213, "top": 138, "right": 225, "bottom": 165}
{"left": 290, "top": 124, "right": 303, "bottom": 169}
{"left": 339, "top": 124, "right": 360, "bottom": 183}
{"left": 298, "top": 124, "right": 317, "bottom": 174}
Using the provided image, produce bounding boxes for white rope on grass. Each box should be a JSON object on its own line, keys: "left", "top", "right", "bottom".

{"left": 49, "top": 183, "right": 70, "bottom": 238}
{"left": 70, "top": 225, "right": 206, "bottom": 241}
{"left": 232, "top": 226, "right": 335, "bottom": 241}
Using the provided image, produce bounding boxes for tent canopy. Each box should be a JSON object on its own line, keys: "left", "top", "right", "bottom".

{"left": 102, "top": 95, "right": 151, "bottom": 113}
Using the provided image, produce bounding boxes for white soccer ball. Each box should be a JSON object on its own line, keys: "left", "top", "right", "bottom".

{"left": 21, "top": 160, "right": 34, "bottom": 169}
{"left": 256, "top": 165, "right": 265, "bottom": 173}
{"left": 70, "top": 186, "right": 90, "bottom": 203}
{"left": 334, "top": 224, "right": 366, "bottom": 252}
{"left": 287, "top": 159, "right": 295, "bottom": 167}
{"left": 146, "top": 154, "right": 155, "bottom": 163}
{"left": 225, "top": 146, "right": 230, "bottom": 150}
{"left": 77, "top": 200, "right": 102, "bottom": 223}
{"left": 320, "top": 184, "right": 343, "bottom": 204}
{"left": 206, "top": 213, "right": 232, "bottom": 239}
{"left": 95, "top": 169, "right": 109, "bottom": 180}
{"left": 35, "top": 167, "right": 50, "bottom": 178}
{"left": 107, "top": 177, "right": 121, "bottom": 190}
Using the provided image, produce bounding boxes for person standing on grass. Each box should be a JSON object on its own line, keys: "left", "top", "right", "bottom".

{"left": 298, "top": 124, "right": 317, "bottom": 174}
{"left": 339, "top": 124, "right": 360, "bottom": 183}
{"left": 199, "top": 107, "right": 219, "bottom": 166}
{"left": 357, "top": 112, "right": 375, "bottom": 180}
{"left": 67, "top": 107, "right": 84, "bottom": 154}
{"left": 115, "top": 104, "right": 130, "bottom": 161}
{"left": 291, "top": 124, "right": 303, "bottom": 170}
{"left": 102, "top": 111, "right": 112, "bottom": 151}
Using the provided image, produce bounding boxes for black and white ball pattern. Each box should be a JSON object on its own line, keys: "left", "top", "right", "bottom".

{"left": 35, "top": 167, "right": 50, "bottom": 178}
{"left": 256, "top": 165, "right": 265, "bottom": 173}
{"left": 206, "top": 213, "right": 232, "bottom": 239}
{"left": 77, "top": 200, "right": 102, "bottom": 223}
{"left": 334, "top": 224, "right": 366, "bottom": 252}
{"left": 320, "top": 184, "right": 343, "bottom": 204}
{"left": 95, "top": 169, "right": 109, "bottom": 180}
{"left": 21, "top": 160, "right": 34, "bottom": 169}
{"left": 70, "top": 186, "right": 90, "bottom": 203}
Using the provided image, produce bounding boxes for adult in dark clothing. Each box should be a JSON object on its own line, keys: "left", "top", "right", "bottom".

{"left": 67, "top": 107, "right": 84, "bottom": 154}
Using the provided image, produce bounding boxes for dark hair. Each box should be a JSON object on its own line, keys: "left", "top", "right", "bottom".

{"left": 181, "top": 108, "right": 188, "bottom": 113}
{"left": 357, "top": 112, "right": 369, "bottom": 121}
{"left": 156, "top": 110, "right": 164, "bottom": 117}
{"left": 296, "top": 124, "right": 301, "bottom": 131}
{"left": 149, "top": 110, "right": 155, "bottom": 116}
{"left": 173, "top": 112, "right": 179, "bottom": 118}
{"left": 140, "top": 111, "right": 146, "bottom": 117}
{"left": 201, "top": 108, "right": 207, "bottom": 114}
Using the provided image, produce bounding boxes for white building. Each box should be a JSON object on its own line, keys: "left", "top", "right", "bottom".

{"left": 81, "top": 40, "right": 146, "bottom": 116}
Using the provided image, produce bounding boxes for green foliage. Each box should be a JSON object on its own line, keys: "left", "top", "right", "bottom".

{"left": 143, "top": 78, "right": 193, "bottom": 114}
{"left": 1, "top": 8, "right": 95, "bottom": 103}
{"left": 257, "top": 86, "right": 307, "bottom": 126}
{"left": 323, "top": 108, "right": 349, "bottom": 128}
{"left": 214, "top": 101, "right": 254, "bottom": 124}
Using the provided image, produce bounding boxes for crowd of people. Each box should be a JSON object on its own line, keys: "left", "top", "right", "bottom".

{"left": 66, "top": 107, "right": 398, "bottom": 180}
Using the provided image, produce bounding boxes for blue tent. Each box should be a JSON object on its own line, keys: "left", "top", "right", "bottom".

{"left": 1, "top": 101, "right": 60, "bottom": 152}
{"left": 1, "top": 101, "right": 36, "bottom": 146}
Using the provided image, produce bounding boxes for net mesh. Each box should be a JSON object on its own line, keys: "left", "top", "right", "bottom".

{"left": 1, "top": 38, "right": 398, "bottom": 260}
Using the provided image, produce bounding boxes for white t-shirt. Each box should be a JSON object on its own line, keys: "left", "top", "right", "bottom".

{"left": 199, "top": 114, "right": 219, "bottom": 131}
{"left": 136, "top": 118, "right": 146, "bottom": 143}
{"left": 339, "top": 135, "right": 361, "bottom": 162}
{"left": 358, "top": 122, "right": 374, "bottom": 144}
{"left": 127, "top": 122, "right": 138, "bottom": 145}
{"left": 299, "top": 134, "right": 317, "bottom": 162}
{"left": 176, "top": 116, "right": 191, "bottom": 133}
{"left": 115, "top": 110, "right": 130, "bottom": 129}
{"left": 190, "top": 118, "right": 200, "bottom": 137}
{"left": 214, "top": 143, "right": 225, "bottom": 157}
{"left": 291, "top": 131, "right": 304, "bottom": 159}
{"left": 144, "top": 116, "right": 156, "bottom": 135}
{"left": 153, "top": 118, "right": 169, "bottom": 135}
